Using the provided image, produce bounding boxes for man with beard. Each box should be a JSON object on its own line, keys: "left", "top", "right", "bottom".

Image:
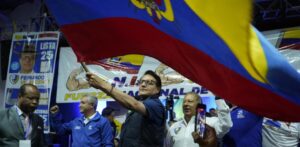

{"left": 0, "top": 84, "right": 45, "bottom": 147}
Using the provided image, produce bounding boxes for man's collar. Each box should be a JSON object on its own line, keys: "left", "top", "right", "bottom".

{"left": 84, "top": 112, "right": 97, "bottom": 120}
{"left": 14, "top": 105, "right": 33, "bottom": 118}
{"left": 183, "top": 115, "right": 195, "bottom": 125}
{"left": 14, "top": 105, "right": 29, "bottom": 117}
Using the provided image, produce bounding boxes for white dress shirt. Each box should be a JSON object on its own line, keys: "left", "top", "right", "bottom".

{"left": 15, "top": 105, "right": 32, "bottom": 139}
{"left": 83, "top": 112, "right": 97, "bottom": 125}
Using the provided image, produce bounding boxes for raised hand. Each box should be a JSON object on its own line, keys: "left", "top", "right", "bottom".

{"left": 192, "top": 124, "right": 217, "bottom": 147}
{"left": 50, "top": 105, "right": 60, "bottom": 114}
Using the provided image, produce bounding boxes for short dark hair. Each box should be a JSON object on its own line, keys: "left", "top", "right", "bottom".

{"left": 102, "top": 107, "right": 115, "bottom": 117}
{"left": 143, "top": 70, "right": 162, "bottom": 90}
{"left": 22, "top": 44, "right": 36, "bottom": 53}
{"left": 19, "top": 84, "right": 38, "bottom": 97}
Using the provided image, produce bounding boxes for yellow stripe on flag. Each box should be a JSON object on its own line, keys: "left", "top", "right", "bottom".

{"left": 185, "top": 0, "right": 268, "bottom": 83}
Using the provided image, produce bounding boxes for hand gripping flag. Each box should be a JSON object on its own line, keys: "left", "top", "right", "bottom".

{"left": 46, "top": 0, "right": 300, "bottom": 121}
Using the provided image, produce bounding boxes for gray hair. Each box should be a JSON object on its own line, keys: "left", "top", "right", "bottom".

{"left": 83, "top": 95, "right": 98, "bottom": 110}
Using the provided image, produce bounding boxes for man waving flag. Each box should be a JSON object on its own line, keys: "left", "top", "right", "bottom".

{"left": 45, "top": 0, "right": 300, "bottom": 121}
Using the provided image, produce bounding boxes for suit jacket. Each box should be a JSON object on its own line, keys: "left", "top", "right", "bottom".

{"left": 0, "top": 106, "right": 45, "bottom": 147}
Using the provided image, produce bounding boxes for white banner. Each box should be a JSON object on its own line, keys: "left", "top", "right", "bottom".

{"left": 57, "top": 47, "right": 214, "bottom": 103}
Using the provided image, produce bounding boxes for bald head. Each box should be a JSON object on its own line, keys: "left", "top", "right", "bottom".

{"left": 19, "top": 84, "right": 40, "bottom": 97}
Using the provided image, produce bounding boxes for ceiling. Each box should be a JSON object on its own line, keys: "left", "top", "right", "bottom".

{"left": 1, "top": 0, "right": 300, "bottom": 31}
{"left": 0, "top": 0, "right": 33, "bottom": 14}
{"left": 253, "top": 0, "right": 300, "bottom": 30}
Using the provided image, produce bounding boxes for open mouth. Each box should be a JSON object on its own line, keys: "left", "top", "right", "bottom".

{"left": 183, "top": 107, "right": 191, "bottom": 113}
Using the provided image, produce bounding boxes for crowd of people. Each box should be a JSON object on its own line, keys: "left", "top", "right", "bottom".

{"left": 0, "top": 70, "right": 299, "bottom": 147}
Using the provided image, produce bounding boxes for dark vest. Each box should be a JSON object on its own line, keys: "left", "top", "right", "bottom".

{"left": 119, "top": 98, "right": 165, "bottom": 147}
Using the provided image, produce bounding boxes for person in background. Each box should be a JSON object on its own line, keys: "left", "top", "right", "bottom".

{"left": 223, "top": 105, "right": 263, "bottom": 147}
{"left": 87, "top": 70, "right": 165, "bottom": 147}
{"left": 262, "top": 118, "right": 300, "bottom": 147}
{"left": 0, "top": 84, "right": 45, "bottom": 147}
{"left": 165, "top": 92, "right": 232, "bottom": 147}
{"left": 50, "top": 95, "right": 113, "bottom": 147}
{"left": 102, "top": 107, "right": 117, "bottom": 137}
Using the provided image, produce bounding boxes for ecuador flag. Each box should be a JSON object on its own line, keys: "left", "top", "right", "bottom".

{"left": 46, "top": 0, "right": 300, "bottom": 121}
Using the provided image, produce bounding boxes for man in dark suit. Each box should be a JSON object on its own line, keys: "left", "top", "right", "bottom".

{"left": 0, "top": 83, "right": 45, "bottom": 147}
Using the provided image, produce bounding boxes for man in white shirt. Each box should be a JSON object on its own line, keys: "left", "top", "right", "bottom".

{"left": 165, "top": 92, "right": 232, "bottom": 147}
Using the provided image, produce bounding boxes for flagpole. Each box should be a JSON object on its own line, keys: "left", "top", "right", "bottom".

{"left": 81, "top": 62, "right": 111, "bottom": 82}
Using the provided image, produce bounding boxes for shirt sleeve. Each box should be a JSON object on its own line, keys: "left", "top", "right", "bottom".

{"left": 50, "top": 113, "right": 73, "bottom": 135}
{"left": 164, "top": 127, "right": 173, "bottom": 147}
{"left": 210, "top": 99, "right": 233, "bottom": 138}
{"left": 143, "top": 98, "right": 165, "bottom": 126}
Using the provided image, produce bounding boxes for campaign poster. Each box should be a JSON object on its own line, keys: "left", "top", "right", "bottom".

{"left": 4, "top": 31, "right": 59, "bottom": 133}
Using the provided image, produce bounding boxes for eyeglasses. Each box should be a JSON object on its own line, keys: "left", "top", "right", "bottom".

{"left": 138, "top": 80, "right": 156, "bottom": 86}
